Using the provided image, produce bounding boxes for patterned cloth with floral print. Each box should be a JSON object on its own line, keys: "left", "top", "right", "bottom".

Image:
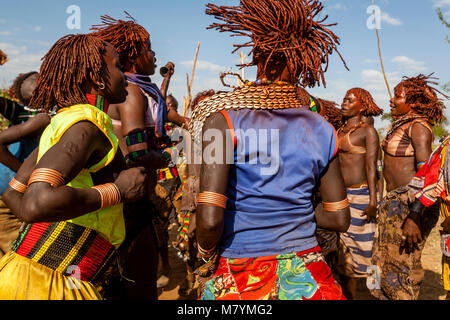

{"left": 201, "top": 246, "right": 346, "bottom": 300}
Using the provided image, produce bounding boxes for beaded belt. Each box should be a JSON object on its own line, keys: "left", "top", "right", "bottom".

{"left": 11, "top": 221, "right": 116, "bottom": 283}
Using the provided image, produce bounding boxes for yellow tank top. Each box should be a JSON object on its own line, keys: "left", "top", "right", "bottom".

{"left": 37, "top": 104, "right": 125, "bottom": 247}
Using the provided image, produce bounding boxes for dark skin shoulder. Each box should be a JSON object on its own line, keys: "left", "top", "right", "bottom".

{"left": 108, "top": 82, "right": 167, "bottom": 171}
{"left": 384, "top": 122, "right": 432, "bottom": 192}
{"left": 0, "top": 113, "right": 50, "bottom": 172}
{"left": 110, "top": 82, "right": 147, "bottom": 135}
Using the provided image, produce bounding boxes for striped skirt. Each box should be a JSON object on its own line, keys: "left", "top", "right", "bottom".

{"left": 337, "top": 187, "right": 375, "bottom": 278}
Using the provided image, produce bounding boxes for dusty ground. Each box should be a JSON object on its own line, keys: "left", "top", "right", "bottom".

{"left": 158, "top": 217, "right": 448, "bottom": 300}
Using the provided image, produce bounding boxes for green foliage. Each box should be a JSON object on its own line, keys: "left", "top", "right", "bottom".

{"left": 437, "top": 7, "right": 450, "bottom": 44}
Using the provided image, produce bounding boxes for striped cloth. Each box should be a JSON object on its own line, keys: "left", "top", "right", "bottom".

{"left": 337, "top": 187, "right": 375, "bottom": 278}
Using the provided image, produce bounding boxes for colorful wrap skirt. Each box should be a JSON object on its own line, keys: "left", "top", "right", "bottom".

{"left": 337, "top": 187, "right": 375, "bottom": 278}
{"left": 369, "top": 186, "right": 439, "bottom": 300}
{"left": 0, "top": 221, "right": 117, "bottom": 300}
{"left": 200, "top": 246, "right": 346, "bottom": 300}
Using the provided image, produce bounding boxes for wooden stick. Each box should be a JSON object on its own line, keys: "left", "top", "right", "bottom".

{"left": 189, "top": 41, "right": 201, "bottom": 93}
{"left": 238, "top": 50, "right": 246, "bottom": 86}
{"left": 183, "top": 41, "right": 201, "bottom": 118}
{"left": 183, "top": 74, "right": 190, "bottom": 118}
{"left": 372, "top": 0, "right": 392, "bottom": 99}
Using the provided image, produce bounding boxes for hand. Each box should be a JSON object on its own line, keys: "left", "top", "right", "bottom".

{"left": 401, "top": 218, "right": 422, "bottom": 253}
{"left": 114, "top": 166, "right": 147, "bottom": 203}
{"left": 441, "top": 216, "right": 450, "bottom": 234}
{"left": 361, "top": 204, "right": 377, "bottom": 222}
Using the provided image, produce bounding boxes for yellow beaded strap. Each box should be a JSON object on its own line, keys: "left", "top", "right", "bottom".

{"left": 28, "top": 168, "right": 65, "bottom": 188}
{"left": 197, "top": 191, "right": 228, "bottom": 209}
{"left": 322, "top": 198, "right": 350, "bottom": 212}
{"left": 9, "top": 177, "right": 28, "bottom": 194}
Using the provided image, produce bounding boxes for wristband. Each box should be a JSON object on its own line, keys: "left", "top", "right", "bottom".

{"left": 124, "top": 130, "right": 149, "bottom": 162}
{"left": 9, "top": 177, "right": 27, "bottom": 194}
{"left": 197, "top": 191, "right": 228, "bottom": 209}
{"left": 28, "top": 168, "right": 65, "bottom": 188}
{"left": 322, "top": 198, "right": 350, "bottom": 211}
{"left": 407, "top": 200, "right": 425, "bottom": 227}
{"left": 92, "top": 183, "right": 122, "bottom": 209}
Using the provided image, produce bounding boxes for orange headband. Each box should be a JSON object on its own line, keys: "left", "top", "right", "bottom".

{"left": 197, "top": 191, "right": 228, "bottom": 209}
{"left": 28, "top": 168, "right": 65, "bottom": 188}
{"left": 9, "top": 178, "right": 27, "bottom": 194}
{"left": 322, "top": 198, "right": 350, "bottom": 212}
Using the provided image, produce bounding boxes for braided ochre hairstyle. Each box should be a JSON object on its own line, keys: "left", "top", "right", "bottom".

{"left": 205, "top": 0, "right": 348, "bottom": 87}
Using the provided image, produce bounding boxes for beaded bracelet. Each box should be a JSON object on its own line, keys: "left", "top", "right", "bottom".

{"left": 201, "top": 251, "right": 217, "bottom": 264}
{"left": 9, "top": 177, "right": 27, "bottom": 194}
{"left": 92, "top": 183, "right": 122, "bottom": 210}
{"left": 377, "top": 160, "right": 383, "bottom": 172}
{"left": 416, "top": 161, "right": 426, "bottom": 169}
{"left": 28, "top": 168, "right": 65, "bottom": 188}
{"left": 197, "top": 191, "right": 228, "bottom": 209}
{"left": 198, "top": 244, "right": 217, "bottom": 264}
{"left": 322, "top": 198, "right": 350, "bottom": 212}
{"left": 198, "top": 244, "right": 216, "bottom": 256}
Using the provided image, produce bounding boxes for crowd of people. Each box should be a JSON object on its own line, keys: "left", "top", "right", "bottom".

{"left": 0, "top": 0, "right": 449, "bottom": 301}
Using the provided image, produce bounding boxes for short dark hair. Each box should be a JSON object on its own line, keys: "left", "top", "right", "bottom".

{"left": 13, "top": 71, "right": 38, "bottom": 105}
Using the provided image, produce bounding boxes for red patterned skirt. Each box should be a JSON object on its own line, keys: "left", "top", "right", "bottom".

{"left": 200, "top": 246, "right": 346, "bottom": 300}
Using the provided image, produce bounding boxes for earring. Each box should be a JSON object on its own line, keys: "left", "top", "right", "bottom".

{"left": 99, "top": 82, "right": 106, "bottom": 90}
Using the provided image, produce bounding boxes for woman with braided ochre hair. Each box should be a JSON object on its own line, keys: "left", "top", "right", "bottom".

{"left": 333, "top": 88, "right": 382, "bottom": 299}
{"left": 90, "top": 13, "right": 187, "bottom": 299}
{"left": 0, "top": 34, "right": 148, "bottom": 300}
{"left": 370, "top": 74, "right": 447, "bottom": 300}
{"left": 191, "top": 0, "right": 350, "bottom": 300}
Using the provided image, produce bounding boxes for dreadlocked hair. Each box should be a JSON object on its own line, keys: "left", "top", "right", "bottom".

{"left": 192, "top": 90, "right": 216, "bottom": 111}
{"left": 206, "top": 0, "right": 348, "bottom": 87}
{"left": 30, "top": 34, "right": 106, "bottom": 111}
{"left": 394, "top": 74, "right": 447, "bottom": 124}
{"left": 317, "top": 98, "right": 342, "bottom": 129}
{"left": 347, "top": 88, "right": 383, "bottom": 117}
{"left": 13, "top": 71, "right": 38, "bottom": 105}
{"left": 90, "top": 12, "right": 149, "bottom": 72}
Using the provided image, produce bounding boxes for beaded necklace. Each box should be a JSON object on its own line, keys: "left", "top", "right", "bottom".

{"left": 86, "top": 93, "right": 109, "bottom": 114}
{"left": 189, "top": 72, "right": 307, "bottom": 142}
{"left": 338, "top": 121, "right": 364, "bottom": 134}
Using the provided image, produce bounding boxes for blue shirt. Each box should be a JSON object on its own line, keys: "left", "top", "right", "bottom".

{"left": 219, "top": 107, "right": 338, "bottom": 258}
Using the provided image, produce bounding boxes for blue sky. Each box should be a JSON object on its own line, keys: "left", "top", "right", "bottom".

{"left": 0, "top": 0, "right": 449, "bottom": 130}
